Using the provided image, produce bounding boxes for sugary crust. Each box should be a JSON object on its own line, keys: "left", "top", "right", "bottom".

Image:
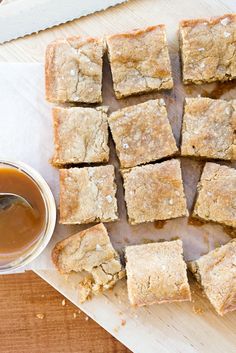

{"left": 179, "top": 14, "right": 236, "bottom": 84}
{"left": 193, "top": 162, "right": 236, "bottom": 227}
{"left": 106, "top": 25, "right": 173, "bottom": 99}
{"left": 52, "top": 106, "right": 109, "bottom": 167}
{"left": 107, "top": 25, "right": 166, "bottom": 40}
{"left": 125, "top": 240, "right": 191, "bottom": 306}
{"left": 181, "top": 97, "right": 236, "bottom": 160}
{"left": 52, "top": 223, "right": 108, "bottom": 272}
{"left": 59, "top": 165, "right": 118, "bottom": 224}
{"left": 45, "top": 36, "right": 104, "bottom": 103}
{"left": 108, "top": 99, "right": 178, "bottom": 168}
{"left": 45, "top": 41, "right": 56, "bottom": 102}
{"left": 189, "top": 239, "right": 236, "bottom": 315}
{"left": 180, "top": 14, "right": 236, "bottom": 28}
{"left": 52, "top": 223, "right": 125, "bottom": 302}
{"left": 122, "top": 159, "right": 188, "bottom": 225}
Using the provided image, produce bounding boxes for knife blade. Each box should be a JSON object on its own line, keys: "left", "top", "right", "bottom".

{"left": 0, "top": 0, "right": 126, "bottom": 44}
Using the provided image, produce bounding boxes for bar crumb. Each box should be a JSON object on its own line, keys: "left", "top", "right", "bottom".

{"left": 192, "top": 305, "right": 204, "bottom": 315}
{"left": 121, "top": 319, "right": 126, "bottom": 326}
{"left": 36, "top": 313, "right": 45, "bottom": 320}
{"left": 61, "top": 299, "right": 66, "bottom": 306}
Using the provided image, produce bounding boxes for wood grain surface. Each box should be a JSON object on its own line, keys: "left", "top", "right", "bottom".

{"left": 0, "top": 271, "right": 131, "bottom": 353}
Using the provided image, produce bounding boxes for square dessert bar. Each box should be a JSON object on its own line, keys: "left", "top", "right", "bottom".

{"left": 52, "top": 223, "right": 125, "bottom": 302}
{"left": 59, "top": 165, "right": 118, "bottom": 224}
{"left": 125, "top": 240, "right": 191, "bottom": 306}
{"left": 181, "top": 97, "right": 236, "bottom": 160}
{"left": 189, "top": 240, "right": 236, "bottom": 315}
{"left": 122, "top": 159, "right": 188, "bottom": 225}
{"left": 108, "top": 99, "right": 178, "bottom": 168}
{"left": 45, "top": 36, "right": 104, "bottom": 103}
{"left": 193, "top": 162, "right": 236, "bottom": 228}
{"left": 106, "top": 25, "right": 173, "bottom": 99}
{"left": 179, "top": 14, "right": 236, "bottom": 84}
{"left": 52, "top": 106, "right": 109, "bottom": 167}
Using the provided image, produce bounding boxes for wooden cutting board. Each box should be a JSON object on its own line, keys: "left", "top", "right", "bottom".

{"left": 0, "top": 271, "right": 130, "bottom": 353}
{"left": 0, "top": 1, "right": 236, "bottom": 353}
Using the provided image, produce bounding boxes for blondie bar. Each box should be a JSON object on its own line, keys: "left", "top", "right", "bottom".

{"left": 108, "top": 99, "right": 178, "bottom": 168}
{"left": 59, "top": 165, "right": 118, "bottom": 224}
{"left": 193, "top": 162, "right": 236, "bottom": 228}
{"left": 106, "top": 25, "right": 173, "bottom": 98}
{"left": 122, "top": 159, "right": 188, "bottom": 225}
{"left": 181, "top": 97, "right": 236, "bottom": 160}
{"left": 52, "top": 106, "right": 109, "bottom": 166}
{"left": 125, "top": 240, "right": 191, "bottom": 306}
{"left": 52, "top": 223, "right": 125, "bottom": 302}
{"left": 180, "top": 14, "right": 236, "bottom": 84}
{"left": 189, "top": 240, "right": 236, "bottom": 315}
{"left": 45, "top": 36, "right": 104, "bottom": 103}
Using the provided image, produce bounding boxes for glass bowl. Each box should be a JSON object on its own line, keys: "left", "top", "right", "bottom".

{"left": 0, "top": 160, "right": 56, "bottom": 273}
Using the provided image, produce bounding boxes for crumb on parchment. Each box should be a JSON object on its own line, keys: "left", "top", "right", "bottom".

{"left": 121, "top": 319, "right": 126, "bottom": 326}
{"left": 192, "top": 305, "right": 204, "bottom": 315}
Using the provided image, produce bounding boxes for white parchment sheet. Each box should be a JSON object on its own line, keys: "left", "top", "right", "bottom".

{"left": 0, "top": 62, "right": 234, "bottom": 271}
{"left": 0, "top": 62, "right": 235, "bottom": 353}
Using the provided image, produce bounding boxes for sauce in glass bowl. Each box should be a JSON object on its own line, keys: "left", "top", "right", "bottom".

{"left": 0, "top": 161, "right": 56, "bottom": 272}
{"left": 0, "top": 167, "right": 46, "bottom": 265}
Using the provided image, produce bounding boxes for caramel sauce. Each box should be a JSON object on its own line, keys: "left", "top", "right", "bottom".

{"left": 187, "top": 217, "right": 205, "bottom": 227}
{"left": 201, "top": 80, "right": 236, "bottom": 99}
{"left": 0, "top": 168, "right": 46, "bottom": 264}
{"left": 184, "top": 80, "right": 236, "bottom": 99}
{"left": 154, "top": 220, "right": 167, "bottom": 229}
{"left": 222, "top": 226, "right": 236, "bottom": 238}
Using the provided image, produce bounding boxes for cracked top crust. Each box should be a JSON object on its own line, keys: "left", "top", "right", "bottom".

{"left": 122, "top": 159, "right": 188, "bottom": 225}
{"left": 52, "top": 223, "right": 125, "bottom": 302}
{"left": 125, "top": 240, "right": 191, "bottom": 306}
{"left": 189, "top": 240, "right": 236, "bottom": 315}
{"left": 193, "top": 162, "right": 236, "bottom": 227}
{"left": 106, "top": 25, "right": 173, "bottom": 99}
{"left": 52, "top": 106, "right": 109, "bottom": 167}
{"left": 181, "top": 97, "right": 236, "bottom": 160}
{"left": 59, "top": 165, "right": 118, "bottom": 224}
{"left": 45, "top": 36, "right": 104, "bottom": 103}
{"left": 108, "top": 99, "right": 178, "bottom": 168}
{"left": 179, "top": 14, "right": 236, "bottom": 84}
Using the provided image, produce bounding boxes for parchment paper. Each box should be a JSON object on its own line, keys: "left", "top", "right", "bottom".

{"left": 0, "top": 55, "right": 235, "bottom": 352}
{"left": 1, "top": 57, "right": 234, "bottom": 273}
